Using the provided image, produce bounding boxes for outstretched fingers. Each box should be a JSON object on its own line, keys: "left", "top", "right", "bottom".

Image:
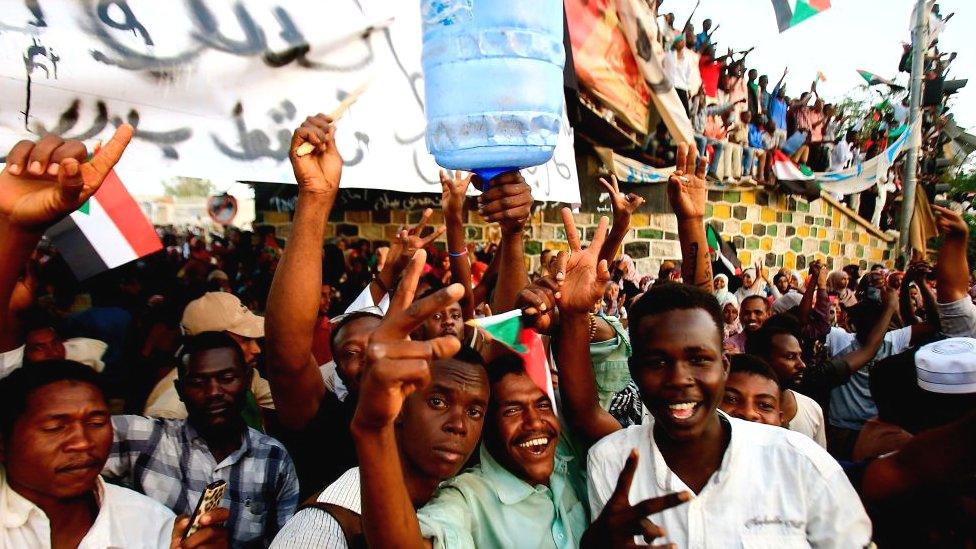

{"left": 675, "top": 143, "right": 688, "bottom": 177}
{"left": 692, "top": 146, "right": 706, "bottom": 179}
{"left": 589, "top": 216, "right": 610, "bottom": 252}
{"left": 387, "top": 249, "right": 427, "bottom": 318}
{"left": 561, "top": 207, "right": 582, "bottom": 252}
{"left": 389, "top": 283, "right": 466, "bottom": 338}
{"left": 608, "top": 449, "right": 641, "bottom": 507}
{"left": 81, "top": 124, "right": 133, "bottom": 184}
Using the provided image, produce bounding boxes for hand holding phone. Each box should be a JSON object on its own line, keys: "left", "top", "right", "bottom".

{"left": 183, "top": 480, "right": 227, "bottom": 541}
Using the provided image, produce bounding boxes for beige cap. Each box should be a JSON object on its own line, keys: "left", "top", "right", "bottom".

{"left": 181, "top": 292, "right": 264, "bottom": 338}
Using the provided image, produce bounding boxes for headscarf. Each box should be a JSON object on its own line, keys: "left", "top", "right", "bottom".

{"left": 713, "top": 274, "right": 731, "bottom": 303}
{"left": 827, "top": 271, "right": 858, "bottom": 308}
{"left": 619, "top": 254, "right": 641, "bottom": 284}
{"left": 734, "top": 268, "right": 766, "bottom": 301}
{"left": 722, "top": 296, "right": 742, "bottom": 339}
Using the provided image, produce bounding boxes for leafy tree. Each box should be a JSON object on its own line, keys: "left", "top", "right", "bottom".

{"left": 162, "top": 177, "right": 214, "bottom": 198}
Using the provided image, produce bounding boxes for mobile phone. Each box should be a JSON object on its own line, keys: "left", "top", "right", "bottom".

{"left": 183, "top": 480, "right": 227, "bottom": 540}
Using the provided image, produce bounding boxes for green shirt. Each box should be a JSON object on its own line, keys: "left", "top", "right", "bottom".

{"left": 417, "top": 439, "right": 588, "bottom": 549}
{"left": 589, "top": 314, "right": 632, "bottom": 410}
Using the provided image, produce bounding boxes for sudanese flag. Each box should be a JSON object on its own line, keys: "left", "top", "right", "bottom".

{"left": 46, "top": 170, "right": 162, "bottom": 280}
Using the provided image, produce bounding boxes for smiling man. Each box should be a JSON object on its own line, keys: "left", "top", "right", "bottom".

{"left": 724, "top": 294, "right": 769, "bottom": 352}
{"left": 558, "top": 145, "right": 871, "bottom": 547}
{"left": 720, "top": 354, "right": 783, "bottom": 426}
{"left": 103, "top": 331, "right": 299, "bottom": 547}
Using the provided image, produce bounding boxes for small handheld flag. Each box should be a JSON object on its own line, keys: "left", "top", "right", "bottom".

{"left": 467, "top": 310, "right": 556, "bottom": 407}
{"left": 46, "top": 170, "right": 162, "bottom": 280}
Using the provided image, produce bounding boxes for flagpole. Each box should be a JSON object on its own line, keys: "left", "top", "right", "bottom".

{"left": 897, "top": 0, "right": 928, "bottom": 263}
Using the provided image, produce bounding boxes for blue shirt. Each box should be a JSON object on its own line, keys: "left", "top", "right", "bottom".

{"left": 748, "top": 123, "right": 765, "bottom": 148}
{"left": 103, "top": 416, "right": 299, "bottom": 547}
{"left": 827, "top": 327, "right": 912, "bottom": 429}
{"left": 769, "top": 85, "right": 788, "bottom": 129}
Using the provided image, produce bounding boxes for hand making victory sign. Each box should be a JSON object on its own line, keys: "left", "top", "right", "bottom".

{"left": 582, "top": 450, "right": 691, "bottom": 548}
{"left": 0, "top": 125, "right": 134, "bottom": 229}
{"left": 556, "top": 208, "right": 611, "bottom": 315}
{"left": 598, "top": 174, "right": 645, "bottom": 263}
{"left": 353, "top": 249, "right": 465, "bottom": 431}
{"left": 667, "top": 143, "right": 712, "bottom": 290}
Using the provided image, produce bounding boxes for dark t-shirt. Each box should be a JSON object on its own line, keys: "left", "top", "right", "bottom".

{"left": 267, "top": 390, "right": 358, "bottom": 499}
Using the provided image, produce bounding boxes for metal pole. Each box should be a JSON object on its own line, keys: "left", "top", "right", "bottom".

{"left": 897, "top": 0, "right": 928, "bottom": 263}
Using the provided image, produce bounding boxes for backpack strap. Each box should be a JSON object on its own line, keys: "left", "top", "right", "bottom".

{"left": 298, "top": 495, "right": 365, "bottom": 549}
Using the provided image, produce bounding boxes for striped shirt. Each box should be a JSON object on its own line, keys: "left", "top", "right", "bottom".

{"left": 270, "top": 467, "right": 361, "bottom": 548}
{"left": 103, "top": 415, "right": 299, "bottom": 547}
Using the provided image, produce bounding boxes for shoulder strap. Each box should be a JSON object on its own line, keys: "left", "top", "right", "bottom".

{"left": 298, "top": 498, "right": 365, "bottom": 548}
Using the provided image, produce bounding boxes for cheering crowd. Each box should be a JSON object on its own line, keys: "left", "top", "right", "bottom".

{"left": 657, "top": 6, "right": 959, "bottom": 230}
{"left": 1, "top": 111, "right": 975, "bottom": 548}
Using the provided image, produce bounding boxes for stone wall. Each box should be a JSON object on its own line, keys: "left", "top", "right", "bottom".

{"left": 257, "top": 185, "right": 898, "bottom": 276}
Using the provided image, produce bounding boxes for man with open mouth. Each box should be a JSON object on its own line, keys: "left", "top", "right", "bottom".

{"left": 556, "top": 145, "right": 871, "bottom": 547}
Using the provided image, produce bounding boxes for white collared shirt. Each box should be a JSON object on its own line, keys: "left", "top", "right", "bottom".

{"left": 1, "top": 468, "right": 174, "bottom": 549}
{"left": 587, "top": 413, "right": 871, "bottom": 548}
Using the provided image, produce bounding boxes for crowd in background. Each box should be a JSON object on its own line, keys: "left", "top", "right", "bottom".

{"left": 1, "top": 109, "right": 976, "bottom": 548}
{"left": 656, "top": 4, "right": 961, "bottom": 230}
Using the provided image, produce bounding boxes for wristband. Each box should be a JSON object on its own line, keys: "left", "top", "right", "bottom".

{"left": 588, "top": 313, "right": 598, "bottom": 342}
{"left": 449, "top": 250, "right": 468, "bottom": 257}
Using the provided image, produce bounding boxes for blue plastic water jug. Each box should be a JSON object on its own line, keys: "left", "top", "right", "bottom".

{"left": 421, "top": 0, "right": 566, "bottom": 182}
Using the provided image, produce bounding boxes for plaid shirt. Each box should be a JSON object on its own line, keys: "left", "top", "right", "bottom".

{"left": 103, "top": 415, "right": 299, "bottom": 548}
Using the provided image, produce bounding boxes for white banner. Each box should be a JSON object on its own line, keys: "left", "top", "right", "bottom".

{"left": 0, "top": 0, "right": 580, "bottom": 203}
{"left": 817, "top": 123, "right": 914, "bottom": 197}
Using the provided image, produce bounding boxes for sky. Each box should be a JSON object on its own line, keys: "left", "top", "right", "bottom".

{"left": 665, "top": 0, "right": 975, "bottom": 130}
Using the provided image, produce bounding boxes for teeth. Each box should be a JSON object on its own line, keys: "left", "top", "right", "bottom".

{"left": 518, "top": 437, "right": 549, "bottom": 449}
{"left": 669, "top": 403, "right": 696, "bottom": 410}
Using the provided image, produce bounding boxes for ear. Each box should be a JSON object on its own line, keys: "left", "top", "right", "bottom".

{"left": 721, "top": 353, "right": 731, "bottom": 379}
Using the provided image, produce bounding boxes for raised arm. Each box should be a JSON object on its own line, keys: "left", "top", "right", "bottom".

{"left": 597, "top": 175, "right": 646, "bottom": 265}
{"left": 553, "top": 210, "right": 624, "bottom": 446}
{"left": 838, "top": 287, "right": 900, "bottom": 373}
{"left": 933, "top": 205, "right": 970, "bottom": 303}
{"left": 0, "top": 126, "right": 132, "bottom": 352}
{"left": 480, "top": 172, "right": 533, "bottom": 313}
{"left": 667, "top": 143, "right": 712, "bottom": 290}
{"left": 352, "top": 250, "right": 463, "bottom": 549}
{"left": 774, "top": 67, "right": 788, "bottom": 94}
{"left": 265, "top": 115, "right": 339, "bottom": 428}
{"left": 440, "top": 170, "right": 475, "bottom": 320}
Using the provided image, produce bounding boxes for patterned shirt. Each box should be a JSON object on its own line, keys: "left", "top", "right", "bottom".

{"left": 103, "top": 415, "right": 299, "bottom": 548}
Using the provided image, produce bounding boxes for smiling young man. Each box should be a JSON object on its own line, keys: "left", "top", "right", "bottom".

{"left": 103, "top": 331, "right": 299, "bottom": 546}
{"left": 720, "top": 354, "right": 783, "bottom": 426}
{"left": 558, "top": 145, "right": 870, "bottom": 547}
{"left": 724, "top": 294, "right": 769, "bottom": 352}
{"left": 351, "top": 241, "right": 592, "bottom": 548}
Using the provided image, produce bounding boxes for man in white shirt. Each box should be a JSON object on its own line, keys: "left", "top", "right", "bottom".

{"left": 829, "top": 130, "right": 855, "bottom": 172}
{"left": 747, "top": 322, "right": 827, "bottom": 447}
{"left": 579, "top": 285, "right": 870, "bottom": 547}
{"left": 0, "top": 360, "right": 229, "bottom": 548}
{"left": 663, "top": 38, "right": 698, "bottom": 113}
